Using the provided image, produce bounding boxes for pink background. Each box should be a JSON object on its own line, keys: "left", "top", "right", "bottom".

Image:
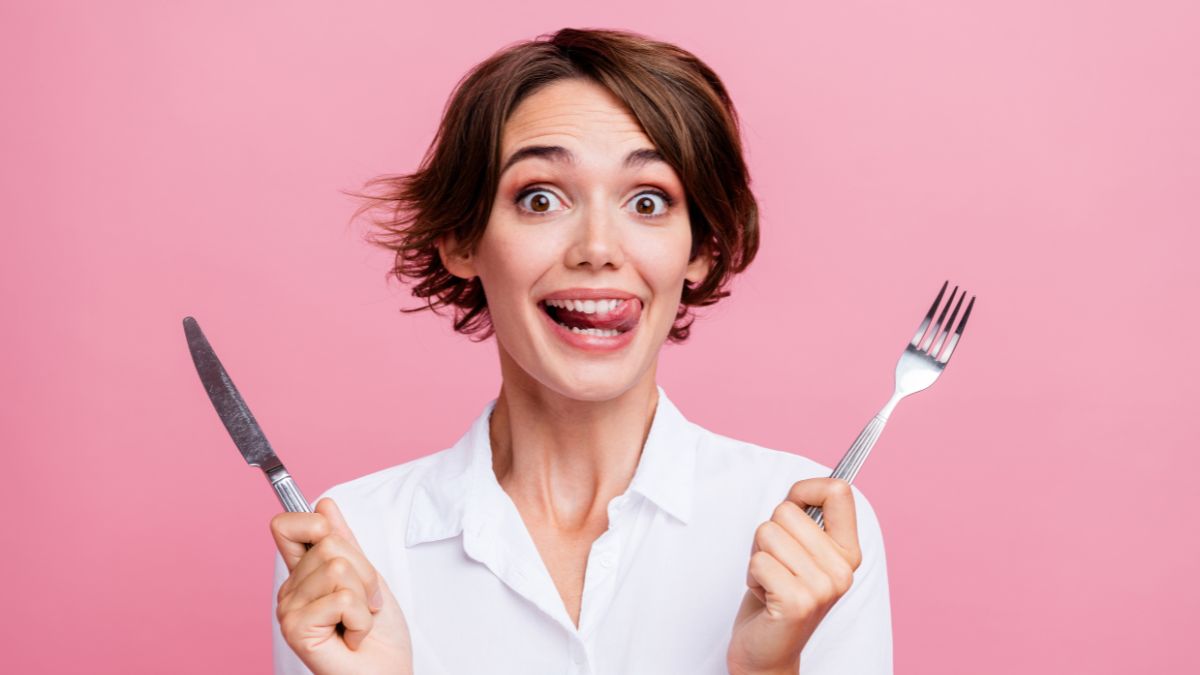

{"left": 4, "top": 1, "right": 1197, "bottom": 673}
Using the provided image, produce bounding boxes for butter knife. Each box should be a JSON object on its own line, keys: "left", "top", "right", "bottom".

{"left": 183, "top": 316, "right": 313, "bottom": 514}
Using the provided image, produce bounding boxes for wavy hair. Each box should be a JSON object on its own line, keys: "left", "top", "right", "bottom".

{"left": 348, "top": 27, "right": 760, "bottom": 342}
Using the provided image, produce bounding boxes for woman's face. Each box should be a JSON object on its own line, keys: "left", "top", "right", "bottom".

{"left": 441, "top": 77, "right": 709, "bottom": 401}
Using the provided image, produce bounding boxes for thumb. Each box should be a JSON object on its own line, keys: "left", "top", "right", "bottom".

{"left": 316, "top": 497, "right": 363, "bottom": 550}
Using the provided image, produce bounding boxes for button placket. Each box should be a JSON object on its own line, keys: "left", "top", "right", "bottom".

{"left": 566, "top": 637, "right": 589, "bottom": 674}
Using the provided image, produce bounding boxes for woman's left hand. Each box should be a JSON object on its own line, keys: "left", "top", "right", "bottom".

{"left": 727, "top": 478, "right": 864, "bottom": 675}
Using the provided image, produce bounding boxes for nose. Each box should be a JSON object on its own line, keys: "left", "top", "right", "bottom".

{"left": 565, "top": 200, "right": 625, "bottom": 271}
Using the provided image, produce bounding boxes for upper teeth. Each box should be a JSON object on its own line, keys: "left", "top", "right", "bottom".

{"left": 545, "top": 298, "right": 625, "bottom": 314}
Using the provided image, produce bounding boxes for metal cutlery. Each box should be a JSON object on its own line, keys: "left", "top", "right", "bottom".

{"left": 805, "top": 281, "right": 975, "bottom": 529}
{"left": 183, "top": 316, "right": 313, "bottom": 514}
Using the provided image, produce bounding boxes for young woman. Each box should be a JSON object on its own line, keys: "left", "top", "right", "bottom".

{"left": 270, "top": 28, "right": 892, "bottom": 675}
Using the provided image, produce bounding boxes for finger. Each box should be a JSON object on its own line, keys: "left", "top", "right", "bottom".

{"left": 746, "top": 550, "right": 801, "bottom": 620}
{"left": 315, "top": 499, "right": 383, "bottom": 610}
{"left": 785, "top": 478, "right": 863, "bottom": 568}
{"left": 283, "top": 531, "right": 384, "bottom": 614}
{"left": 278, "top": 556, "right": 370, "bottom": 620}
{"left": 316, "top": 498, "right": 364, "bottom": 551}
{"left": 290, "top": 587, "right": 375, "bottom": 653}
{"left": 771, "top": 500, "right": 860, "bottom": 589}
{"left": 270, "top": 511, "right": 333, "bottom": 571}
{"left": 283, "top": 533, "right": 374, "bottom": 604}
{"left": 754, "top": 520, "right": 826, "bottom": 583}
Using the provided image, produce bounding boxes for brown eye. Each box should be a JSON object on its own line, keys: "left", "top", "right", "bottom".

{"left": 516, "top": 188, "right": 564, "bottom": 215}
{"left": 627, "top": 190, "right": 670, "bottom": 217}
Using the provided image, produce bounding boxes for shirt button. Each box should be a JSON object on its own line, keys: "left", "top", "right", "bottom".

{"left": 599, "top": 554, "right": 615, "bottom": 569}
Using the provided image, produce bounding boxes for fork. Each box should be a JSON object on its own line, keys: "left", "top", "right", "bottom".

{"left": 805, "top": 280, "right": 975, "bottom": 529}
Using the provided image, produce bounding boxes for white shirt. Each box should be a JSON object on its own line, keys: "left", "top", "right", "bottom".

{"left": 273, "top": 386, "right": 893, "bottom": 674}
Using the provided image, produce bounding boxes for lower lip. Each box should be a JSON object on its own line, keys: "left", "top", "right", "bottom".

{"left": 539, "top": 305, "right": 639, "bottom": 353}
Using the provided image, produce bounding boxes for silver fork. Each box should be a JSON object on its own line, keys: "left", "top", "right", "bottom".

{"left": 805, "top": 280, "right": 975, "bottom": 529}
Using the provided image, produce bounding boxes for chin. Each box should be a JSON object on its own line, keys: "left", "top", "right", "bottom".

{"left": 494, "top": 305, "right": 669, "bottom": 402}
{"left": 543, "top": 371, "right": 643, "bottom": 402}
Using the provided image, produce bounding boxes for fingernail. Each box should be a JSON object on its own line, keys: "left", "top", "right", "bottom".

{"left": 370, "top": 586, "right": 383, "bottom": 611}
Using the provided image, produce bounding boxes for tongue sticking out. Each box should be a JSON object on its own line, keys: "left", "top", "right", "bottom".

{"left": 546, "top": 298, "right": 642, "bottom": 333}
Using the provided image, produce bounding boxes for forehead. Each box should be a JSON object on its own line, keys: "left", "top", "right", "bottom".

{"left": 501, "top": 79, "right": 652, "bottom": 156}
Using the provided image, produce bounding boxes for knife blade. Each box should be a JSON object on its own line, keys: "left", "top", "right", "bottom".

{"left": 184, "top": 316, "right": 350, "bottom": 637}
{"left": 183, "top": 316, "right": 313, "bottom": 514}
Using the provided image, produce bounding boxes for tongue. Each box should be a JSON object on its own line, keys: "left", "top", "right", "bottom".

{"left": 553, "top": 299, "right": 642, "bottom": 332}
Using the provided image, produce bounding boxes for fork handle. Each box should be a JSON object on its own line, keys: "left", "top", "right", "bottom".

{"left": 804, "top": 413, "right": 890, "bottom": 529}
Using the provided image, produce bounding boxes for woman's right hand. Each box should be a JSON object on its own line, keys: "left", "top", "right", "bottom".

{"left": 271, "top": 497, "right": 413, "bottom": 675}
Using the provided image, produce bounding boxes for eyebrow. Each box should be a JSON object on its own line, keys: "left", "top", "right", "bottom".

{"left": 499, "top": 145, "right": 666, "bottom": 175}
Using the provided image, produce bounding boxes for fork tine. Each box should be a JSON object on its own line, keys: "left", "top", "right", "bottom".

{"left": 920, "top": 285, "right": 959, "bottom": 353}
{"left": 937, "top": 294, "right": 975, "bottom": 364}
{"left": 910, "top": 280, "right": 948, "bottom": 347}
{"left": 930, "top": 290, "right": 965, "bottom": 358}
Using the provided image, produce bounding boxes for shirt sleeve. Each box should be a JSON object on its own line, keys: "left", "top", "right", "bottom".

{"left": 797, "top": 484, "right": 894, "bottom": 674}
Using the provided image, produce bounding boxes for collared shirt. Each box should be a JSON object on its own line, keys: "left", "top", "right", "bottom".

{"left": 273, "top": 386, "right": 893, "bottom": 674}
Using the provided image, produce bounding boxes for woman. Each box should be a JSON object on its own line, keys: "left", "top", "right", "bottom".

{"left": 271, "top": 27, "right": 892, "bottom": 675}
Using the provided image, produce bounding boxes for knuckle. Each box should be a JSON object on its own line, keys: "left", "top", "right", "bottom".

{"left": 748, "top": 550, "right": 772, "bottom": 574}
{"left": 754, "top": 521, "right": 779, "bottom": 546}
{"left": 333, "top": 588, "right": 357, "bottom": 608}
{"left": 313, "top": 533, "right": 341, "bottom": 555}
{"left": 312, "top": 516, "right": 333, "bottom": 539}
{"left": 828, "top": 478, "right": 853, "bottom": 498}
{"left": 326, "top": 556, "right": 351, "bottom": 578}
{"left": 786, "top": 480, "right": 807, "bottom": 501}
{"left": 780, "top": 586, "right": 816, "bottom": 616}
{"left": 794, "top": 587, "right": 820, "bottom": 615}
{"left": 279, "top": 610, "right": 297, "bottom": 637}
{"left": 831, "top": 565, "right": 855, "bottom": 595}
{"left": 813, "top": 573, "right": 838, "bottom": 601}
{"left": 771, "top": 501, "right": 799, "bottom": 522}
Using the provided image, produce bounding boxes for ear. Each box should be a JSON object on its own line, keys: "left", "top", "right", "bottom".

{"left": 437, "top": 235, "right": 478, "bottom": 280}
{"left": 684, "top": 246, "right": 713, "bottom": 286}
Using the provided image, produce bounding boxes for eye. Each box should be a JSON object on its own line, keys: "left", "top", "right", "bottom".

{"left": 515, "top": 188, "right": 566, "bottom": 216}
{"left": 626, "top": 189, "right": 674, "bottom": 218}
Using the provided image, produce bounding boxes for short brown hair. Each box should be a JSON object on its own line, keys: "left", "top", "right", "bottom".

{"left": 349, "top": 27, "right": 760, "bottom": 342}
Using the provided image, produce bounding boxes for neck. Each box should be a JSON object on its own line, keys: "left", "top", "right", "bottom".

{"left": 488, "top": 347, "right": 659, "bottom": 532}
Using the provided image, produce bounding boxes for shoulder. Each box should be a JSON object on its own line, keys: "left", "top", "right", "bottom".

{"left": 313, "top": 448, "right": 445, "bottom": 508}
{"left": 691, "top": 423, "right": 832, "bottom": 496}
{"left": 689, "top": 423, "right": 887, "bottom": 539}
{"left": 305, "top": 445, "right": 464, "bottom": 546}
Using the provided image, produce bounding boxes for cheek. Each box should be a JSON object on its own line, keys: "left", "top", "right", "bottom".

{"left": 635, "top": 231, "right": 694, "bottom": 292}
{"left": 472, "top": 227, "right": 555, "bottom": 317}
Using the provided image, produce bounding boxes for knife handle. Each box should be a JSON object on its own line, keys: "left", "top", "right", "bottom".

{"left": 266, "top": 467, "right": 313, "bottom": 514}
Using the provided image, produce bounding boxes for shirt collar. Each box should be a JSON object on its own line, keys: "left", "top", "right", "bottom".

{"left": 405, "top": 385, "right": 699, "bottom": 547}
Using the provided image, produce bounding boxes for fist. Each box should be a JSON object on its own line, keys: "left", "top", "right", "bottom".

{"left": 727, "top": 478, "right": 864, "bottom": 675}
{"left": 271, "top": 497, "right": 413, "bottom": 675}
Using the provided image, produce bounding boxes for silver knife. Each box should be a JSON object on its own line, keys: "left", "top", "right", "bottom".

{"left": 183, "top": 316, "right": 313, "bottom": 514}
{"left": 185, "top": 316, "right": 350, "bottom": 637}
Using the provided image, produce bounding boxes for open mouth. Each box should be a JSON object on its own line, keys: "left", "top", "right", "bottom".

{"left": 539, "top": 297, "right": 642, "bottom": 337}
